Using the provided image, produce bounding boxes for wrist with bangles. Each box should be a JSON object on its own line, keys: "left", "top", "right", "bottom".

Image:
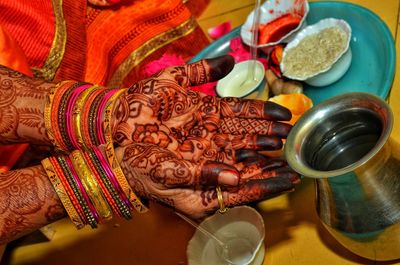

{"left": 42, "top": 81, "right": 147, "bottom": 229}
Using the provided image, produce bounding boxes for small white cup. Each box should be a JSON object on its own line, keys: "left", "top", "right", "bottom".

{"left": 187, "top": 206, "right": 265, "bottom": 265}
{"left": 216, "top": 60, "right": 265, "bottom": 98}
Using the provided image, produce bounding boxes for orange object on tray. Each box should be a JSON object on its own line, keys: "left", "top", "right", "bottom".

{"left": 261, "top": 93, "right": 312, "bottom": 158}
{"left": 269, "top": 93, "right": 313, "bottom": 125}
{"left": 259, "top": 14, "right": 302, "bottom": 44}
{"left": 0, "top": 25, "right": 32, "bottom": 172}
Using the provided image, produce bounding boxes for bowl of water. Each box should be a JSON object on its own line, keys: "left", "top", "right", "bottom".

{"left": 216, "top": 60, "right": 265, "bottom": 98}
{"left": 187, "top": 206, "right": 265, "bottom": 265}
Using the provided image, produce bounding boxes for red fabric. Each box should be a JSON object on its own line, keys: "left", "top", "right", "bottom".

{"left": 121, "top": 26, "right": 210, "bottom": 86}
{"left": 0, "top": 0, "right": 210, "bottom": 86}
{"left": 0, "top": 1, "right": 55, "bottom": 69}
{"left": 185, "top": 0, "right": 210, "bottom": 17}
{"left": 84, "top": 0, "right": 205, "bottom": 85}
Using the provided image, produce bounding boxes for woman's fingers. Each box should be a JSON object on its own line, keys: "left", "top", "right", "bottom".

{"left": 220, "top": 97, "right": 292, "bottom": 121}
{"left": 241, "top": 165, "right": 301, "bottom": 184}
{"left": 212, "top": 134, "right": 283, "bottom": 150}
{"left": 162, "top": 55, "right": 235, "bottom": 87}
{"left": 173, "top": 176, "right": 295, "bottom": 219}
{"left": 173, "top": 166, "right": 300, "bottom": 218}
{"left": 213, "top": 178, "right": 295, "bottom": 212}
{"left": 219, "top": 117, "right": 292, "bottom": 138}
{"left": 234, "top": 155, "right": 287, "bottom": 171}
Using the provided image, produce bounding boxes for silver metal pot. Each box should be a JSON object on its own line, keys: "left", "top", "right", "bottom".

{"left": 285, "top": 92, "right": 400, "bottom": 261}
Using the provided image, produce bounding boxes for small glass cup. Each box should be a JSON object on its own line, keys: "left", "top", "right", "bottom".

{"left": 187, "top": 206, "right": 265, "bottom": 265}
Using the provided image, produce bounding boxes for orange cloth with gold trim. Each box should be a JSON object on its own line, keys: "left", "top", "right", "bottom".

{"left": 0, "top": 0, "right": 209, "bottom": 85}
{"left": 0, "top": 0, "right": 210, "bottom": 169}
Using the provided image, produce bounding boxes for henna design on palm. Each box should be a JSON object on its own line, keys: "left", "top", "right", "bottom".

{"left": 117, "top": 143, "right": 300, "bottom": 218}
{"left": 112, "top": 56, "right": 301, "bottom": 217}
{"left": 112, "top": 55, "right": 292, "bottom": 165}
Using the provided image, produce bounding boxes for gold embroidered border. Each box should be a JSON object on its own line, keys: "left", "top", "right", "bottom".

{"left": 32, "top": 0, "right": 67, "bottom": 81}
{"left": 107, "top": 16, "right": 197, "bottom": 87}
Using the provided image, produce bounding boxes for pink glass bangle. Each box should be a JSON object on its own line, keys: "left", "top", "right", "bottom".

{"left": 92, "top": 146, "right": 132, "bottom": 210}
{"left": 96, "top": 89, "right": 119, "bottom": 145}
{"left": 65, "top": 84, "right": 91, "bottom": 149}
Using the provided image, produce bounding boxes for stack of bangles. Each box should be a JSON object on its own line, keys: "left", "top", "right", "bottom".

{"left": 42, "top": 81, "right": 148, "bottom": 229}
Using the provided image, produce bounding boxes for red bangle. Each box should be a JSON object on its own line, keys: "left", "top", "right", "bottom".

{"left": 49, "top": 157, "right": 87, "bottom": 226}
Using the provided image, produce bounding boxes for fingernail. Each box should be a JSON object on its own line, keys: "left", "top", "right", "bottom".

{"left": 235, "top": 149, "right": 259, "bottom": 162}
{"left": 219, "top": 169, "right": 239, "bottom": 186}
{"left": 206, "top": 55, "right": 235, "bottom": 81}
{"left": 260, "top": 178, "right": 294, "bottom": 194}
{"left": 256, "top": 135, "right": 283, "bottom": 150}
{"left": 270, "top": 123, "right": 292, "bottom": 138}
{"left": 265, "top": 101, "right": 292, "bottom": 121}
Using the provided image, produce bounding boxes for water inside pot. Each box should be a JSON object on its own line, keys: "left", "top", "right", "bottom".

{"left": 303, "top": 108, "right": 382, "bottom": 171}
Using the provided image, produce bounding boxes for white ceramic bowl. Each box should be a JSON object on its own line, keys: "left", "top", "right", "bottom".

{"left": 240, "top": 0, "right": 309, "bottom": 50}
{"left": 216, "top": 60, "right": 265, "bottom": 98}
{"left": 187, "top": 206, "right": 265, "bottom": 265}
{"left": 280, "top": 18, "right": 352, "bottom": 86}
{"left": 305, "top": 47, "right": 352, "bottom": 87}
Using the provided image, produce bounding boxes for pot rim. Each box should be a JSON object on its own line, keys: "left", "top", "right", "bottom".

{"left": 285, "top": 92, "right": 393, "bottom": 178}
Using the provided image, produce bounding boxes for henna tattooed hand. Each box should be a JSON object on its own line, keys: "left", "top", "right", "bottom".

{"left": 116, "top": 143, "right": 300, "bottom": 218}
{"left": 112, "top": 55, "right": 292, "bottom": 165}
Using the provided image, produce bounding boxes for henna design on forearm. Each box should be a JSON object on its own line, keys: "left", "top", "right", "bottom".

{"left": 0, "top": 165, "right": 65, "bottom": 243}
{"left": 0, "top": 65, "right": 56, "bottom": 144}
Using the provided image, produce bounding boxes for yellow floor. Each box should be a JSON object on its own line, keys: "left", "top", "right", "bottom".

{"left": 2, "top": 1, "right": 400, "bottom": 265}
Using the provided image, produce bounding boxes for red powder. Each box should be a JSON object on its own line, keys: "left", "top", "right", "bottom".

{"left": 259, "top": 13, "right": 301, "bottom": 44}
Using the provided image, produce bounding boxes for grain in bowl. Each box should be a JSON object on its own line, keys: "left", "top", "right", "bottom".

{"left": 280, "top": 18, "right": 351, "bottom": 81}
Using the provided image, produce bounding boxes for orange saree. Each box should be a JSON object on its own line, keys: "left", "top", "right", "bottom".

{"left": 0, "top": 0, "right": 210, "bottom": 85}
{"left": 0, "top": 0, "right": 210, "bottom": 170}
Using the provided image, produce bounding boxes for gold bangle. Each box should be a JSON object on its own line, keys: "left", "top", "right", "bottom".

{"left": 103, "top": 89, "right": 148, "bottom": 213}
{"left": 73, "top": 85, "right": 100, "bottom": 149}
{"left": 41, "top": 158, "right": 85, "bottom": 229}
{"left": 44, "top": 84, "right": 57, "bottom": 147}
{"left": 216, "top": 186, "right": 228, "bottom": 214}
{"left": 70, "top": 150, "right": 113, "bottom": 222}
